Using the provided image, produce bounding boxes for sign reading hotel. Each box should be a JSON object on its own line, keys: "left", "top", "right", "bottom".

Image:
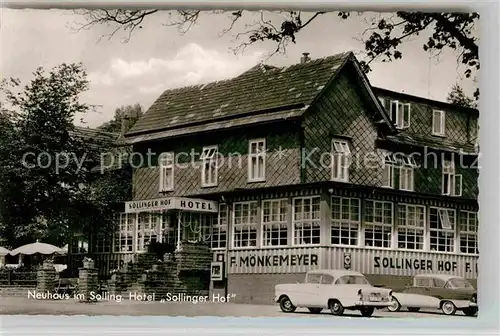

{"left": 125, "top": 197, "right": 218, "bottom": 214}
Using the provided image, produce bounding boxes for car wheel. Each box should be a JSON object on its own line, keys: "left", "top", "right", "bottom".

{"left": 407, "top": 307, "right": 421, "bottom": 313}
{"left": 360, "top": 306, "right": 375, "bottom": 317}
{"left": 308, "top": 307, "right": 323, "bottom": 314}
{"left": 441, "top": 301, "right": 457, "bottom": 315}
{"left": 387, "top": 297, "right": 401, "bottom": 312}
{"left": 329, "top": 299, "right": 345, "bottom": 316}
{"left": 463, "top": 307, "right": 478, "bottom": 317}
{"left": 279, "top": 296, "right": 296, "bottom": 313}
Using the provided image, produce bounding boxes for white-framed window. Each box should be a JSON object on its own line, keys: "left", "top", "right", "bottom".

{"left": 211, "top": 204, "right": 228, "bottom": 249}
{"left": 400, "top": 155, "right": 416, "bottom": 191}
{"left": 181, "top": 212, "right": 212, "bottom": 244}
{"left": 159, "top": 152, "right": 174, "bottom": 192}
{"left": 364, "top": 200, "right": 393, "bottom": 248}
{"left": 442, "top": 158, "right": 462, "bottom": 196}
{"left": 201, "top": 145, "right": 218, "bottom": 187}
{"left": 459, "top": 211, "right": 478, "bottom": 254}
{"left": 248, "top": 138, "right": 266, "bottom": 182}
{"left": 382, "top": 152, "right": 396, "bottom": 188}
{"left": 262, "top": 199, "right": 288, "bottom": 247}
{"left": 331, "top": 196, "right": 360, "bottom": 246}
{"left": 429, "top": 207, "right": 455, "bottom": 252}
{"left": 432, "top": 110, "right": 446, "bottom": 136}
{"left": 397, "top": 204, "right": 425, "bottom": 250}
{"left": 136, "top": 212, "right": 161, "bottom": 252}
{"left": 331, "top": 139, "right": 351, "bottom": 182}
{"left": 114, "top": 213, "right": 134, "bottom": 252}
{"left": 389, "top": 100, "right": 411, "bottom": 129}
{"left": 293, "top": 196, "right": 321, "bottom": 245}
{"left": 232, "top": 201, "right": 258, "bottom": 248}
{"left": 399, "top": 166, "right": 415, "bottom": 191}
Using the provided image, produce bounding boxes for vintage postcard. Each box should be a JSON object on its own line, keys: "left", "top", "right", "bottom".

{"left": 0, "top": 6, "right": 482, "bottom": 322}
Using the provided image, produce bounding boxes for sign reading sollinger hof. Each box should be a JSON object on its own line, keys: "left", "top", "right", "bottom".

{"left": 125, "top": 197, "right": 218, "bottom": 214}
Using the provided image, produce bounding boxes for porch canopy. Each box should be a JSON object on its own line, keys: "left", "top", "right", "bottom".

{"left": 125, "top": 197, "right": 218, "bottom": 214}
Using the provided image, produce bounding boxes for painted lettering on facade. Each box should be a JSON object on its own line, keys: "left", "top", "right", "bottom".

{"left": 125, "top": 197, "right": 218, "bottom": 213}
{"left": 230, "top": 254, "right": 319, "bottom": 268}
{"left": 373, "top": 256, "right": 478, "bottom": 274}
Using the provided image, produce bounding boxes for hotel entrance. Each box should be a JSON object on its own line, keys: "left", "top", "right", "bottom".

{"left": 69, "top": 197, "right": 219, "bottom": 277}
{"left": 123, "top": 197, "right": 219, "bottom": 252}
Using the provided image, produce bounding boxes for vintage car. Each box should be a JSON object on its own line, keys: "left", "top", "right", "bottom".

{"left": 387, "top": 274, "right": 478, "bottom": 316}
{"left": 275, "top": 269, "right": 393, "bottom": 317}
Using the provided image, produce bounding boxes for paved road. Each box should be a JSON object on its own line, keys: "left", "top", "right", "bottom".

{"left": 0, "top": 297, "right": 475, "bottom": 318}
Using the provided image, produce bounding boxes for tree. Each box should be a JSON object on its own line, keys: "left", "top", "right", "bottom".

{"left": 72, "top": 10, "right": 479, "bottom": 99}
{"left": 97, "top": 103, "right": 144, "bottom": 133}
{"left": 446, "top": 84, "right": 477, "bottom": 109}
{"left": 0, "top": 64, "right": 131, "bottom": 248}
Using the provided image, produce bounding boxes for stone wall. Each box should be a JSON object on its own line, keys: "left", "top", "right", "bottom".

{"left": 109, "top": 243, "right": 212, "bottom": 300}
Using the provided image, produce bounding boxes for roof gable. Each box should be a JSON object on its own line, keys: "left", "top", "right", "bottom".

{"left": 127, "top": 52, "right": 352, "bottom": 137}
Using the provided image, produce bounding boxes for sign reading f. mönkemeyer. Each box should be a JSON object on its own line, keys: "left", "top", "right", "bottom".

{"left": 125, "top": 197, "right": 218, "bottom": 213}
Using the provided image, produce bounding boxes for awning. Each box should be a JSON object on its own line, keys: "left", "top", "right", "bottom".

{"left": 125, "top": 197, "right": 218, "bottom": 214}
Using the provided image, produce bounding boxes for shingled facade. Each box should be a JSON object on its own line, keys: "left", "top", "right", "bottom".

{"left": 86, "top": 52, "right": 479, "bottom": 304}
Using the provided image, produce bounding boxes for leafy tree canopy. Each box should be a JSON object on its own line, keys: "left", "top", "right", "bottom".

{"left": 0, "top": 64, "right": 131, "bottom": 249}
{"left": 72, "top": 10, "right": 479, "bottom": 99}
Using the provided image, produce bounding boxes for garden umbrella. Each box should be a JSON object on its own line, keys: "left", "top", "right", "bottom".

{"left": 9, "top": 242, "right": 66, "bottom": 256}
{"left": 0, "top": 247, "right": 10, "bottom": 255}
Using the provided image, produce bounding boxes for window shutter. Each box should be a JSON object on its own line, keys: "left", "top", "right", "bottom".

{"left": 433, "top": 110, "right": 441, "bottom": 134}
{"left": 403, "top": 103, "right": 411, "bottom": 128}
{"left": 454, "top": 174, "right": 463, "bottom": 196}
{"left": 390, "top": 100, "right": 398, "bottom": 124}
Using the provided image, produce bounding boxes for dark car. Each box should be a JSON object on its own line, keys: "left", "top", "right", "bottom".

{"left": 387, "top": 274, "right": 477, "bottom": 316}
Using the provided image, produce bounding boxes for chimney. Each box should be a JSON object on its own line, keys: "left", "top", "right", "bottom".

{"left": 121, "top": 113, "right": 131, "bottom": 136}
{"left": 300, "top": 52, "right": 311, "bottom": 63}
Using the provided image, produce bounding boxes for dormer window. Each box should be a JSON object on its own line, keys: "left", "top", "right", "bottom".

{"left": 389, "top": 100, "right": 410, "bottom": 129}
{"left": 432, "top": 110, "right": 446, "bottom": 136}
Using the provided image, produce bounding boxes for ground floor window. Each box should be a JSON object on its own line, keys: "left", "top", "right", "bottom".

{"left": 293, "top": 196, "right": 321, "bottom": 245}
{"left": 136, "top": 212, "right": 161, "bottom": 252}
{"left": 70, "top": 235, "right": 89, "bottom": 254}
{"left": 459, "top": 211, "right": 478, "bottom": 254}
{"left": 364, "top": 200, "right": 393, "bottom": 248}
{"left": 429, "top": 207, "right": 455, "bottom": 252}
{"left": 95, "top": 234, "right": 112, "bottom": 253}
{"left": 232, "top": 201, "right": 258, "bottom": 248}
{"left": 397, "top": 204, "right": 425, "bottom": 250}
{"left": 181, "top": 212, "right": 213, "bottom": 244}
{"left": 115, "top": 213, "right": 134, "bottom": 252}
{"left": 331, "top": 196, "right": 360, "bottom": 246}
{"left": 211, "top": 204, "right": 228, "bottom": 249}
{"left": 262, "top": 199, "right": 288, "bottom": 247}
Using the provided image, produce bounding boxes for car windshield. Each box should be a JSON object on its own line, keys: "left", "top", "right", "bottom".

{"left": 336, "top": 275, "right": 370, "bottom": 285}
{"left": 446, "top": 278, "right": 474, "bottom": 289}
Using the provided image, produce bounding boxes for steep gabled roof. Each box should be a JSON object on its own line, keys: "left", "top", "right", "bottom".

{"left": 126, "top": 52, "right": 352, "bottom": 137}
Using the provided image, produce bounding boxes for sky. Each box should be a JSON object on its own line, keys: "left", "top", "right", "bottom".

{"left": 1, "top": 9, "right": 478, "bottom": 128}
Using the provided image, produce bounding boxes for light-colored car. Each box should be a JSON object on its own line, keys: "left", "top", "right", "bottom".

{"left": 387, "top": 274, "right": 478, "bottom": 316}
{"left": 275, "top": 269, "right": 393, "bottom": 317}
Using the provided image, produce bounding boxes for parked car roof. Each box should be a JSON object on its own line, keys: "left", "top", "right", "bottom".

{"left": 306, "top": 269, "right": 365, "bottom": 278}
{"left": 414, "top": 273, "right": 464, "bottom": 281}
